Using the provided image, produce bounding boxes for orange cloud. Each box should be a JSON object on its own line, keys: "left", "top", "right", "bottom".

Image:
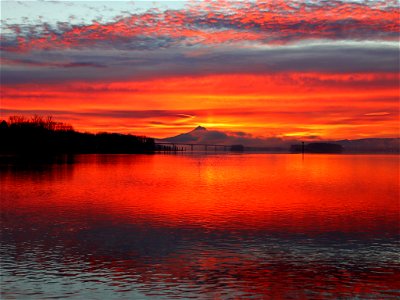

{"left": 1, "top": 73, "right": 398, "bottom": 139}
{"left": 1, "top": 1, "right": 398, "bottom": 139}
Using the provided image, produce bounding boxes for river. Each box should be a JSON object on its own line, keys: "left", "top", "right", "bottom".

{"left": 1, "top": 154, "right": 399, "bottom": 299}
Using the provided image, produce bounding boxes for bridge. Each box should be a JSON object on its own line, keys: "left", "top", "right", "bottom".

{"left": 155, "top": 142, "right": 235, "bottom": 152}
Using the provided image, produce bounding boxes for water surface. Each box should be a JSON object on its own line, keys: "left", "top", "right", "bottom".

{"left": 1, "top": 154, "right": 399, "bottom": 299}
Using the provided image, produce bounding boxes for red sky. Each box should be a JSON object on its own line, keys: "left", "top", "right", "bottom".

{"left": 1, "top": 0, "right": 399, "bottom": 140}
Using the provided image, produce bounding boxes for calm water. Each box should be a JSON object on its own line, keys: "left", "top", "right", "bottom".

{"left": 1, "top": 154, "right": 399, "bottom": 299}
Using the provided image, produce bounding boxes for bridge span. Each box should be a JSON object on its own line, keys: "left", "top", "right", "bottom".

{"left": 155, "top": 142, "right": 234, "bottom": 152}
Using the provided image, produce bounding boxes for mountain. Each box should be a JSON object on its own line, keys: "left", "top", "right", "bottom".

{"left": 159, "top": 126, "right": 400, "bottom": 153}
{"left": 162, "top": 126, "right": 208, "bottom": 143}
{"left": 159, "top": 126, "right": 293, "bottom": 148}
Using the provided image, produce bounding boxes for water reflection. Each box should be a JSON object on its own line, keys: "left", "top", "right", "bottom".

{"left": 1, "top": 154, "right": 399, "bottom": 299}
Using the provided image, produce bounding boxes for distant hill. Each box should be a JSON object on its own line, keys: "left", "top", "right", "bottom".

{"left": 335, "top": 138, "right": 399, "bottom": 153}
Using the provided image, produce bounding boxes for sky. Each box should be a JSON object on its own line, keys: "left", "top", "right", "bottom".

{"left": 1, "top": 0, "right": 399, "bottom": 140}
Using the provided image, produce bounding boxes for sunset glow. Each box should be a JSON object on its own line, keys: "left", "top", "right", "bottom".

{"left": 1, "top": 2, "right": 400, "bottom": 298}
{"left": 1, "top": 0, "right": 399, "bottom": 140}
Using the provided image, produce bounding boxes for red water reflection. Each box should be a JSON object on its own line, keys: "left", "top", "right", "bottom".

{"left": 2, "top": 154, "right": 398, "bottom": 232}
{"left": 1, "top": 154, "right": 399, "bottom": 298}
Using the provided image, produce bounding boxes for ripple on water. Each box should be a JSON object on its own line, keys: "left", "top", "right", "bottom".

{"left": 1, "top": 154, "right": 399, "bottom": 299}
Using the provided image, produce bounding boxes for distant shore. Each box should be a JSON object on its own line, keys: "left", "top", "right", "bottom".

{"left": 1, "top": 116, "right": 398, "bottom": 156}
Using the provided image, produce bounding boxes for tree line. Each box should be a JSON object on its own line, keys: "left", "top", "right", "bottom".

{"left": 0, "top": 115, "right": 155, "bottom": 154}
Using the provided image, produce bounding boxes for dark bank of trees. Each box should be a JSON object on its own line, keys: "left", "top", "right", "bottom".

{"left": 290, "top": 142, "right": 343, "bottom": 154}
{"left": 230, "top": 144, "right": 244, "bottom": 152}
{"left": 0, "top": 116, "right": 155, "bottom": 155}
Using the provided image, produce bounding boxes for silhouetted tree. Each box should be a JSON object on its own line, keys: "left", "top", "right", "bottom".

{"left": 0, "top": 115, "right": 155, "bottom": 155}
{"left": 0, "top": 120, "right": 8, "bottom": 129}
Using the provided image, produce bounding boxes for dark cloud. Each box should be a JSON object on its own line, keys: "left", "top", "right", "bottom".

{"left": 1, "top": 57, "right": 105, "bottom": 68}
{"left": 1, "top": 43, "right": 398, "bottom": 84}
{"left": 0, "top": 108, "right": 196, "bottom": 120}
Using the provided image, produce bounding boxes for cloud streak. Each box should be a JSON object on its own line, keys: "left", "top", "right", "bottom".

{"left": 1, "top": 43, "right": 399, "bottom": 84}
{"left": 1, "top": 104, "right": 398, "bottom": 140}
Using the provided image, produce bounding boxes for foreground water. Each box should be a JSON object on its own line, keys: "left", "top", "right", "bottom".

{"left": 1, "top": 154, "right": 399, "bottom": 299}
